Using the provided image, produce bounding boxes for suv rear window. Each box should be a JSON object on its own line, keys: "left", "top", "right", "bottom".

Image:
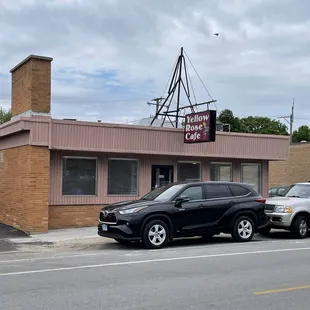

{"left": 229, "top": 185, "right": 250, "bottom": 197}
{"left": 205, "top": 184, "right": 232, "bottom": 199}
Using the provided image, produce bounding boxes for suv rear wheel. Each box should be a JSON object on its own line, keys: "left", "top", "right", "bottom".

{"left": 291, "top": 215, "right": 308, "bottom": 239}
{"left": 232, "top": 216, "right": 255, "bottom": 242}
{"left": 142, "top": 220, "right": 169, "bottom": 249}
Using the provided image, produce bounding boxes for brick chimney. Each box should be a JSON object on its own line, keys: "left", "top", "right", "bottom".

{"left": 10, "top": 55, "right": 53, "bottom": 119}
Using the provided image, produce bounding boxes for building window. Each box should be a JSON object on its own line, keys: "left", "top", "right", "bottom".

{"left": 241, "top": 164, "right": 261, "bottom": 194}
{"left": 108, "top": 159, "right": 138, "bottom": 195}
{"left": 177, "top": 162, "right": 201, "bottom": 181}
{"left": 210, "top": 163, "right": 232, "bottom": 181}
{"left": 62, "top": 157, "right": 97, "bottom": 196}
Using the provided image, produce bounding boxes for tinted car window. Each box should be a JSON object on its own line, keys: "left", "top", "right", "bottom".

{"left": 229, "top": 185, "right": 250, "bottom": 197}
{"left": 179, "top": 186, "right": 203, "bottom": 201}
{"left": 269, "top": 188, "right": 277, "bottom": 195}
{"left": 205, "top": 184, "right": 232, "bottom": 199}
{"left": 278, "top": 187, "right": 286, "bottom": 194}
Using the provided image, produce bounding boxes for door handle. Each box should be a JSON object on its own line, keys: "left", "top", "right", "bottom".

{"left": 198, "top": 204, "right": 204, "bottom": 208}
{"left": 228, "top": 201, "right": 236, "bottom": 205}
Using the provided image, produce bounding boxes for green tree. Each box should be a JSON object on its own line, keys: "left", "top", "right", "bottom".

{"left": 292, "top": 125, "right": 310, "bottom": 142}
{"left": 0, "top": 107, "right": 11, "bottom": 125}
{"left": 218, "top": 109, "right": 244, "bottom": 132}
{"left": 240, "top": 116, "right": 288, "bottom": 135}
{"left": 217, "top": 109, "right": 288, "bottom": 135}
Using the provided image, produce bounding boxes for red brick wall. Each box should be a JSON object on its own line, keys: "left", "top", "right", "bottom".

{"left": 0, "top": 145, "right": 50, "bottom": 233}
{"left": 49, "top": 205, "right": 103, "bottom": 229}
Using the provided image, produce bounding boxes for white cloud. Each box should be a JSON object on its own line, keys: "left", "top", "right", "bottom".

{"left": 0, "top": 0, "right": 310, "bottom": 130}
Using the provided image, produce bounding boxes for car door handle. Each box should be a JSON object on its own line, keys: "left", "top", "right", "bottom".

{"left": 198, "top": 204, "right": 205, "bottom": 208}
{"left": 228, "top": 201, "right": 236, "bottom": 205}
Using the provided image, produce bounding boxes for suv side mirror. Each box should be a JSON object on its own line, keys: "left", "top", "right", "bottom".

{"left": 175, "top": 196, "right": 190, "bottom": 208}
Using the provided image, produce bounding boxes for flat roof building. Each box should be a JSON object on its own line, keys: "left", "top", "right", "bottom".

{"left": 0, "top": 55, "right": 290, "bottom": 233}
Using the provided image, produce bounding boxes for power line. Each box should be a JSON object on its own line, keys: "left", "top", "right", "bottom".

{"left": 232, "top": 115, "right": 309, "bottom": 121}
{"left": 0, "top": 96, "right": 152, "bottom": 103}
{"left": 160, "top": 54, "right": 179, "bottom": 99}
{"left": 183, "top": 49, "right": 218, "bottom": 112}
{"left": 227, "top": 112, "right": 308, "bottom": 121}
{"left": 183, "top": 50, "right": 213, "bottom": 100}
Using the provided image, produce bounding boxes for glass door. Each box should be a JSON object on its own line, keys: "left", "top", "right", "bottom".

{"left": 151, "top": 165, "right": 174, "bottom": 190}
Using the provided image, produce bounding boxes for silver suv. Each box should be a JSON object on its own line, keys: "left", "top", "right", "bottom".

{"left": 259, "top": 182, "right": 310, "bottom": 238}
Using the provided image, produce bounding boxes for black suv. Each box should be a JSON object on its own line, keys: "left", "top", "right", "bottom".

{"left": 98, "top": 181, "right": 268, "bottom": 249}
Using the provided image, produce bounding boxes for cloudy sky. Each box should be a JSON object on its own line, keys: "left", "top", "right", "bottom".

{"left": 0, "top": 0, "right": 310, "bottom": 130}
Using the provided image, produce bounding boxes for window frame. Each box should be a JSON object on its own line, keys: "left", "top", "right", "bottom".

{"left": 61, "top": 156, "right": 98, "bottom": 197}
{"left": 228, "top": 184, "right": 252, "bottom": 198}
{"left": 172, "top": 183, "right": 253, "bottom": 202}
{"left": 209, "top": 162, "right": 233, "bottom": 182}
{"left": 107, "top": 157, "right": 139, "bottom": 196}
{"left": 176, "top": 161, "right": 202, "bottom": 182}
{"left": 240, "top": 163, "right": 262, "bottom": 194}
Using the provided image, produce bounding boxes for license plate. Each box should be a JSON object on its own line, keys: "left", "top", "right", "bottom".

{"left": 101, "top": 224, "right": 108, "bottom": 231}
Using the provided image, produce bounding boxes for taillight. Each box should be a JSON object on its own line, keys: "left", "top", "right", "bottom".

{"left": 256, "top": 198, "right": 266, "bottom": 203}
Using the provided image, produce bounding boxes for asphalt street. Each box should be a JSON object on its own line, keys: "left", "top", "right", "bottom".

{"left": 1, "top": 235, "right": 310, "bottom": 309}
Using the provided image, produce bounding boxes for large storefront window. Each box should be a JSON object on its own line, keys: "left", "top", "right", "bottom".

{"left": 210, "top": 163, "right": 232, "bottom": 181}
{"left": 177, "top": 162, "right": 201, "bottom": 182}
{"left": 108, "top": 159, "right": 138, "bottom": 195}
{"left": 62, "top": 157, "right": 97, "bottom": 196}
{"left": 241, "top": 164, "right": 261, "bottom": 194}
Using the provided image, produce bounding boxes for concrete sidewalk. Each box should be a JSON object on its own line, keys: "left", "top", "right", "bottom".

{"left": 9, "top": 226, "right": 100, "bottom": 244}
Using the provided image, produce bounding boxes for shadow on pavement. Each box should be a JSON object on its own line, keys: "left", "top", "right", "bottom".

{"left": 260, "top": 229, "right": 295, "bottom": 240}
{"left": 92, "top": 235, "right": 261, "bottom": 251}
{"left": 0, "top": 223, "right": 29, "bottom": 240}
{"left": 93, "top": 229, "right": 303, "bottom": 251}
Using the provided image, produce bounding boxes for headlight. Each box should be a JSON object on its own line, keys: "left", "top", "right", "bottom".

{"left": 274, "top": 205, "right": 292, "bottom": 213}
{"left": 119, "top": 207, "right": 146, "bottom": 215}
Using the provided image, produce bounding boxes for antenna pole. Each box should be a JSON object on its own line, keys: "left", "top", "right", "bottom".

{"left": 149, "top": 47, "right": 216, "bottom": 127}
{"left": 175, "top": 47, "right": 183, "bottom": 128}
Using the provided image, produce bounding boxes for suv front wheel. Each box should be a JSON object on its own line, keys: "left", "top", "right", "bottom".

{"left": 291, "top": 215, "right": 308, "bottom": 239}
{"left": 232, "top": 216, "right": 255, "bottom": 242}
{"left": 142, "top": 219, "right": 169, "bottom": 249}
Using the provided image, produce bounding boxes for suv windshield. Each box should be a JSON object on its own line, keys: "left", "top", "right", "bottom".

{"left": 282, "top": 184, "right": 310, "bottom": 198}
{"left": 141, "top": 184, "right": 186, "bottom": 201}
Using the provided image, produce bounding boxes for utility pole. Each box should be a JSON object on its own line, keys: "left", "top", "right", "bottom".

{"left": 147, "top": 97, "right": 164, "bottom": 119}
{"left": 290, "top": 98, "right": 294, "bottom": 143}
{"left": 278, "top": 98, "right": 295, "bottom": 144}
